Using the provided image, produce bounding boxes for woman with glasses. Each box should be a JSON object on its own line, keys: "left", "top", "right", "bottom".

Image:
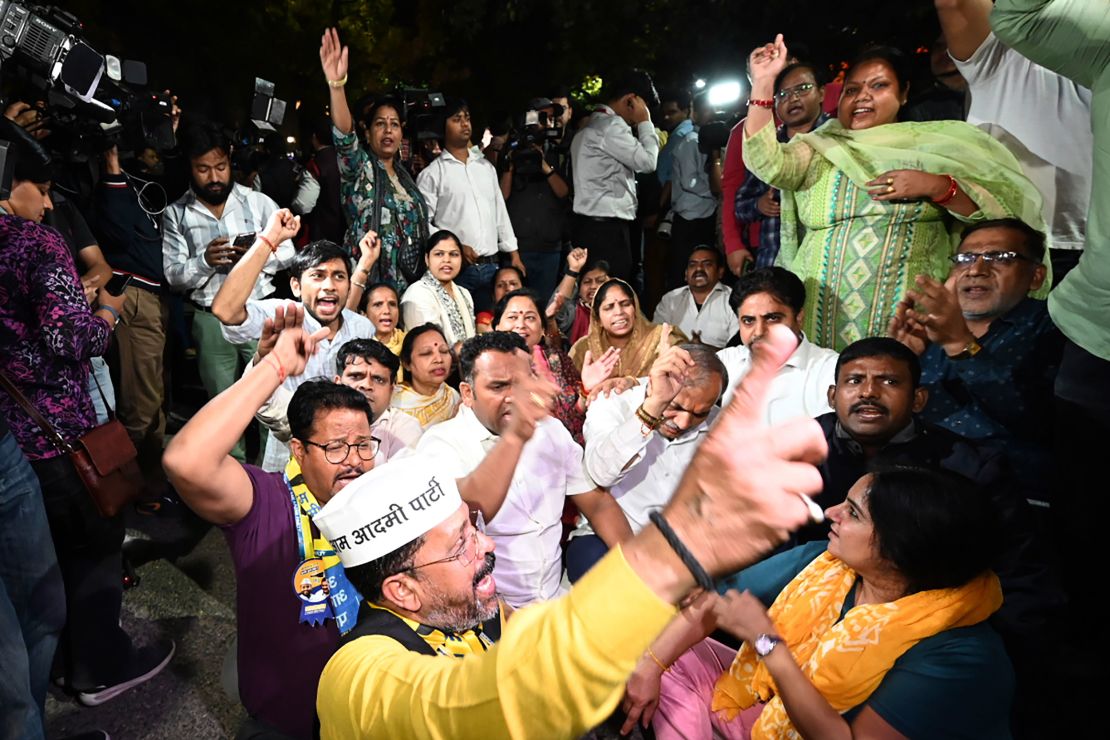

{"left": 743, "top": 37, "right": 1049, "bottom": 351}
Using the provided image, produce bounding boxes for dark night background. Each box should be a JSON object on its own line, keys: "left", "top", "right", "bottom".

{"left": 38, "top": 0, "right": 944, "bottom": 135}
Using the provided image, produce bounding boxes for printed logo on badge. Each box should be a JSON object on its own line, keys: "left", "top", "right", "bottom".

{"left": 293, "top": 558, "right": 334, "bottom": 626}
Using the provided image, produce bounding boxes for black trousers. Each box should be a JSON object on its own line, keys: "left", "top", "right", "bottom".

{"left": 665, "top": 212, "right": 718, "bottom": 292}
{"left": 30, "top": 454, "right": 133, "bottom": 689}
{"left": 571, "top": 214, "right": 633, "bottom": 285}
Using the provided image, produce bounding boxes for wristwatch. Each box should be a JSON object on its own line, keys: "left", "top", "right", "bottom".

{"left": 948, "top": 338, "right": 983, "bottom": 361}
{"left": 754, "top": 633, "right": 782, "bottom": 658}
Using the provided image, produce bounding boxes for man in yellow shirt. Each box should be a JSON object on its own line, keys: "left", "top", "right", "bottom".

{"left": 314, "top": 324, "right": 828, "bottom": 739}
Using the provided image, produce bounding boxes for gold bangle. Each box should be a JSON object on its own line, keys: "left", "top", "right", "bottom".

{"left": 328, "top": 74, "right": 348, "bottom": 88}
{"left": 646, "top": 648, "right": 670, "bottom": 672}
{"left": 352, "top": 279, "right": 368, "bottom": 290}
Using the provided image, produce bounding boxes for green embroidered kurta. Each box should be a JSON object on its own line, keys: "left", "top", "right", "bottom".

{"left": 744, "top": 118, "right": 1049, "bottom": 351}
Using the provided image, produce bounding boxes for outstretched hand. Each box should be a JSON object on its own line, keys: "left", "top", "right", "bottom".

{"left": 267, "top": 304, "right": 330, "bottom": 378}
{"left": 319, "top": 27, "right": 349, "bottom": 82}
{"left": 748, "top": 34, "right": 789, "bottom": 85}
{"left": 504, "top": 347, "right": 561, "bottom": 446}
{"left": 257, "top": 302, "right": 303, "bottom": 360}
{"left": 580, "top": 347, "right": 621, "bottom": 393}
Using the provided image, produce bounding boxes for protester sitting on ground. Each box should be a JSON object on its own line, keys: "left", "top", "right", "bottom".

{"left": 253, "top": 312, "right": 423, "bottom": 458}
{"left": 494, "top": 289, "right": 619, "bottom": 444}
{"left": 0, "top": 142, "right": 172, "bottom": 709}
{"left": 551, "top": 253, "right": 609, "bottom": 346}
{"left": 889, "top": 218, "right": 1062, "bottom": 506}
{"left": 653, "top": 246, "right": 738, "bottom": 349}
{"left": 400, "top": 230, "right": 476, "bottom": 350}
{"left": 569, "top": 278, "right": 684, "bottom": 379}
{"left": 569, "top": 339, "right": 727, "bottom": 582}
{"left": 635, "top": 467, "right": 1012, "bottom": 740}
{"left": 313, "top": 323, "right": 829, "bottom": 739}
{"left": 214, "top": 225, "right": 376, "bottom": 471}
{"left": 415, "top": 332, "right": 631, "bottom": 607}
{"left": 717, "top": 267, "right": 837, "bottom": 421}
{"left": 743, "top": 35, "right": 1049, "bottom": 350}
{"left": 358, "top": 282, "right": 405, "bottom": 362}
{"left": 390, "top": 323, "right": 461, "bottom": 430}
{"left": 320, "top": 28, "right": 429, "bottom": 294}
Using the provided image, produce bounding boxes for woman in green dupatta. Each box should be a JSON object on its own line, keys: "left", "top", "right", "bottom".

{"left": 743, "top": 38, "right": 1049, "bottom": 351}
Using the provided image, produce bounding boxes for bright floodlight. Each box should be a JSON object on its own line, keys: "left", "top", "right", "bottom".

{"left": 707, "top": 80, "right": 742, "bottom": 108}
{"left": 694, "top": 78, "right": 706, "bottom": 89}
{"left": 286, "top": 136, "right": 296, "bottom": 144}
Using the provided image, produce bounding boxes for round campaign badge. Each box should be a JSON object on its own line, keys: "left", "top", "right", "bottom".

{"left": 293, "top": 558, "right": 334, "bottom": 625}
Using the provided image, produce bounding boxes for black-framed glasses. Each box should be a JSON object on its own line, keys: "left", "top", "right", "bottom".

{"left": 303, "top": 436, "right": 380, "bottom": 464}
{"left": 949, "top": 251, "right": 1033, "bottom": 269}
{"left": 775, "top": 82, "right": 816, "bottom": 101}
{"left": 407, "top": 528, "right": 481, "bottom": 571}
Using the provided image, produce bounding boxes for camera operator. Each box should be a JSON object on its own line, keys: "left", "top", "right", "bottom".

{"left": 0, "top": 135, "right": 175, "bottom": 708}
{"left": 665, "top": 90, "right": 723, "bottom": 291}
{"left": 248, "top": 132, "right": 321, "bottom": 217}
{"left": 163, "top": 121, "right": 296, "bottom": 462}
{"left": 499, "top": 98, "right": 571, "bottom": 300}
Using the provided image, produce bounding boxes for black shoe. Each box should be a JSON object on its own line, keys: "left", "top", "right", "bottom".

{"left": 76, "top": 640, "right": 175, "bottom": 706}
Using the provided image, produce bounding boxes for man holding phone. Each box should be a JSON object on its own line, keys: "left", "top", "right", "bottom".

{"left": 164, "top": 122, "right": 296, "bottom": 462}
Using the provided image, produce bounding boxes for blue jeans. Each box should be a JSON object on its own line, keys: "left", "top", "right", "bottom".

{"left": 520, "top": 251, "right": 562, "bottom": 305}
{"left": 0, "top": 432, "right": 65, "bottom": 740}
{"left": 565, "top": 534, "right": 610, "bottom": 584}
{"left": 456, "top": 262, "right": 501, "bottom": 314}
{"left": 87, "top": 356, "right": 116, "bottom": 425}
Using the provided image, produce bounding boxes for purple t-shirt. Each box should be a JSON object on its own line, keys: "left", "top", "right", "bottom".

{"left": 223, "top": 465, "right": 340, "bottom": 739}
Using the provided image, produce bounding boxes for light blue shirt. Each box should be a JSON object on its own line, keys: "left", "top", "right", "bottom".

{"left": 657, "top": 119, "right": 694, "bottom": 185}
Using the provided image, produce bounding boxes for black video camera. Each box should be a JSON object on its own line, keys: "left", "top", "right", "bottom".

{"left": 506, "top": 108, "right": 561, "bottom": 177}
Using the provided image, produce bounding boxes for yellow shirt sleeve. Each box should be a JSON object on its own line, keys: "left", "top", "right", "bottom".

{"left": 741, "top": 120, "right": 816, "bottom": 192}
{"left": 317, "top": 546, "right": 677, "bottom": 740}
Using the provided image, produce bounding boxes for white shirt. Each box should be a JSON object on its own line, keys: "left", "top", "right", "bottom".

{"left": 953, "top": 32, "right": 1093, "bottom": 251}
{"left": 414, "top": 405, "right": 594, "bottom": 608}
{"left": 577, "top": 381, "right": 714, "bottom": 537}
{"left": 653, "top": 283, "right": 738, "bottom": 349}
{"left": 416, "top": 150, "right": 518, "bottom": 257}
{"left": 570, "top": 105, "right": 660, "bottom": 220}
{"left": 399, "top": 279, "right": 476, "bottom": 346}
{"left": 162, "top": 184, "right": 296, "bottom": 306}
{"left": 670, "top": 130, "right": 717, "bottom": 220}
{"left": 717, "top": 336, "right": 839, "bottom": 424}
{"left": 224, "top": 300, "right": 375, "bottom": 471}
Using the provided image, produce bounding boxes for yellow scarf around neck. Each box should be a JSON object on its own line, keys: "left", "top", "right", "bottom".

{"left": 711, "top": 551, "right": 1002, "bottom": 739}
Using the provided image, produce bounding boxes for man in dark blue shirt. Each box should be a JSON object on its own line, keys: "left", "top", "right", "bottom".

{"left": 889, "top": 218, "right": 1063, "bottom": 507}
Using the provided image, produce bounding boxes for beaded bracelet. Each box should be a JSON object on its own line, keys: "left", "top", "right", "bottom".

{"left": 635, "top": 403, "right": 663, "bottom": 430}
{"left": 748, "top": 98, "right": 775, "bottom": 109}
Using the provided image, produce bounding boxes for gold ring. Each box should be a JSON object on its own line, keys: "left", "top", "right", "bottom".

{"left": 886, "top": 185, "right": 895, "bottom": 193}
{"left": 886, "top": 177, "right": 894, "bottom": 185}
{"left": 529, "top": 392, "right": 546, "bottom": 409}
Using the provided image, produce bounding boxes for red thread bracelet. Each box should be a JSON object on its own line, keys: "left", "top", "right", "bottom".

{"left": 265, "top": 354, "right": 287, "bottom": 383}
{"left": 748, "top": 98, "right": 775, "bottom": 109}
{"left": 933, "top": 175, "right": 959, "bottom": 206}
{"left": 258, "top": 234, "right": 277, "bottom": 254}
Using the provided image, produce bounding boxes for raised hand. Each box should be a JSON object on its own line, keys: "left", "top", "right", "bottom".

{"left": 257, "top": 302, "right": 303, "bottom": 360}
{"left": 903, "top": 273, "right": 975, "bottom": 355}
{"left": 567, "top": 247, "right": 587, "bottom": 273}
{"left": 888, "top": 296, "right": 929, "bottom": 356}
{"left": 270, "top": 319, "right": 331, "bottom": 379}
{"left": 504, "top": 348, "right": 561, "bottom": 446}
{"left": 580, "top": 347, "right": 620, "bottom": 393}
{"left": 748, "top": 34, "right": 789, "bottom": 85}
{"left": 356, "top": 230, "right": 382, "bottom": 269}
{"left": 643, "top": 324, "right": 691, "bottom": 416}
{"left": 263, "top": 208, "right": 300, "bottom": 246}
{"left": 319, "top": 27, "right": 349, "bottom": 83}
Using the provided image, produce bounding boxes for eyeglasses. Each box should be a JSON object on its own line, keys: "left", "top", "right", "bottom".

{"left": 407, "top": 528, "right": 482, "bottom": 571}
{"left": 303, "top": 436, "right": 380, "bottom": 464}
{"left": 775, "top": 82, "right": 816, "bottom": 101}
{"left": 948, "top": 251, "right": 1034, "bottom": 269}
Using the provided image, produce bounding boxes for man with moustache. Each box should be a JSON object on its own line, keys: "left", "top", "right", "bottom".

{"left": 414, "top": 331, "right": 632, "bottom": 608}
{"left": 163, "top": 121, "right": 296, "bottom": 460}
{"left": 735, "top": 61, "right": 830, "bottom": 268}
{"left": 889, "top": 218, "right": 1062, "bottom": 506}
{"left": 417, "top": 99, "right": 526, "bottom": 314}
{"left": 213, "top": 231, "right": 378, "bottom": 471}
{"left": 716, "top": 267, "right": 838, "bottom": 421}
{"left": 653, "top": 246, "right": 737, "bottom": 349}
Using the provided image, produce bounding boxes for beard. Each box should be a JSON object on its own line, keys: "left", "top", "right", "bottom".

{"left": 420, "top": 553, "right": 499, "bottom": 633}
{"left": 191, "top": 178, "right": 232, "bottom": 206}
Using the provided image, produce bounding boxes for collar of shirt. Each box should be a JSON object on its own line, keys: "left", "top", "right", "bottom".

{"left": 685, "top": 282, "right": 729, "bottom": 306}
{"left": 455, "top": 404, "right": 499, "bottom": 452}
{"left": 671, "top": 119, "right": 695, "bottom": 139}
{"left": 981, "top": 297, "right": 1044, "bottom": 341}
{"left": 833, "top": 417, "right": 918, "bottom": 456}
{"left": 182, "top": 182, "right": 251, "bottom": 221}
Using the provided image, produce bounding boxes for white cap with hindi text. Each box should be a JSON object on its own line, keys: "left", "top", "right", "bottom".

{"left": 312, "top": 455, "right": 462, "bottom": 568}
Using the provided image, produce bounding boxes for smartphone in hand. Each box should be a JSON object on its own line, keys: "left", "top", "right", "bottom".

{"left": 104, "top": 273, "right": 134, "bottom": 297}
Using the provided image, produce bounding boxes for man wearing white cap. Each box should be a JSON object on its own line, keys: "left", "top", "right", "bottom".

{"left": 414, "top": 331, "right": 633, "bottom": 608}
{"left": 314, "top": 323, "right": 829, "bottom": 739}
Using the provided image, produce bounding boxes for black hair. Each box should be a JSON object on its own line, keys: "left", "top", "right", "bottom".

{"left": 491, "top": 288, "right": 545, "bottom": 330}
{"left": 865, "top": 465, "right": 999, "bottom": 594}
{"left": 309, "top": 116, "right": 334, "bottom": 145}
{"left": 846, "top": 46, "right": 912, "bottom": 93}
{"left": 958, "top": 218, "right": 1047, "bottom": 262}
{"left": 494, "top": 265, "right": 525, "bottom": 287}
{"left": 688, "top": 245, "right": 723, "bottom": 268}
{"left": 290, "top": 240, "right": 350, "bottom": 282}
{"left": 336, "top": 338, "right": 401, "bottom": 377}
{"left": 424, "top": 229, "right": 462, "bottom": 257}
{"left": 604, "top": 69, "right": 660, "bottom": 107}
{"left": 677, "top": 343, "right": 729, "bottom": 399}
{"left": 344, "top": 535, "right": 426, "bottom": 603}
{"left": 692, "top": 90, "right": 713, "bottom": 116}
{"left": 181, "top": 120, "right": 232, "bottom": 161}
{"left": 591, "top": 279, "right": 636, "bottom": 319}
{"left": 438, "top": 97, "right": 470, "bottom": 139}
{"left": 287, "top": 380, "right": 372, "bottom": 443}
{"left": 400, "top": 323, "right": 448, "bottom": 366}
{"left": 365, "top": 281, "right": 400, "bottom": 302}
{"left": 660, "top": 88, "right": 692, "bottom": 110}
{"left": 458, "top": 331, "right": 528, "bottom": 385}
{"left": 363, "top": 96, "right": 405, "bottom": 129}
{"left": 729, "top": 266, "right": 806, "bottom": 315}
{"left": 774, "top": 61, "right": 828, "bottom": 94}
{"left": 835, "top": 337, "right": 922, "bottom": 388}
